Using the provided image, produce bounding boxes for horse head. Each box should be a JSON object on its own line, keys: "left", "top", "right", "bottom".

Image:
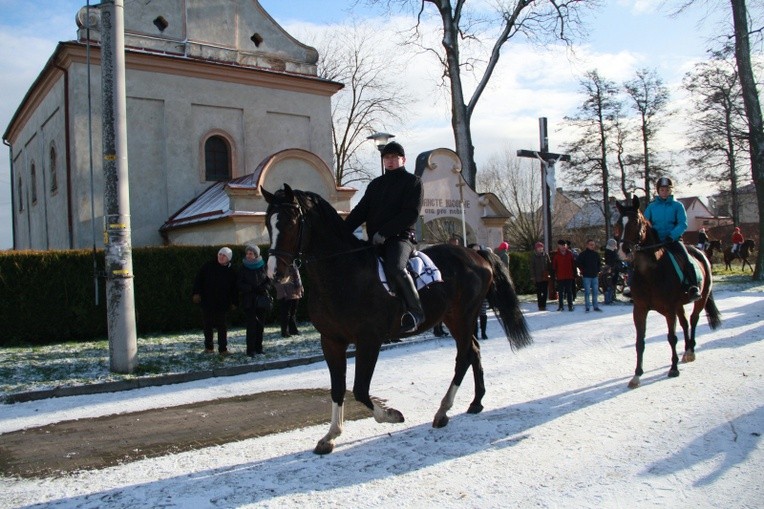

{"left": 262, "top": 184, "right": 305, "bottom": 282}
{"left": 615, "top": 195, "right": 648, "bottom": 259}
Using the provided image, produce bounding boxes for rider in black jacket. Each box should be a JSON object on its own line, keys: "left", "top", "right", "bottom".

{"left": 345, "top": 141, "right": 425, "bottom": 333}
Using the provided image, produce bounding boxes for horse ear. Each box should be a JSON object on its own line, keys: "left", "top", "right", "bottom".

{"left": 283, "top": 183, "right": 295, "bottom": 202}
{"left": 261, "top": 187, "right": 274, "bottom": 204}
{"left": 632, "top": 194, "right": 640, "bottom": 209}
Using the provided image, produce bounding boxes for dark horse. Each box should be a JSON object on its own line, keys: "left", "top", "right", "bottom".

{"left": 616, "top": 196, "right": 721, "bottom": 389}
{"left": 723, "top": 238, "right": 756, "bottom": 271}
{"left": 263, "top": 185, "right": 531, "bottom": 454}
{"left": 704, "top": 239, "right": 722, "bottom": 266}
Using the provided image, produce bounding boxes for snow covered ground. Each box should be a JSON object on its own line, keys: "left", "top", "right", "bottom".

{"left": 2, "top": 287, "right": 762, "bottom": 508}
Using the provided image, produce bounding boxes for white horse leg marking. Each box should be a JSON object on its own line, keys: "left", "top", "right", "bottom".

{"left": 371, "top": 396, "right": 405, "bottom": 423}
{"left": 266, "top": 214, "right": 280, "bottom": 280}
{"left": 316, "top": 402, "right": 344, "bottom": 453}
{"left": 433, "top": 383, "right": 459, "bottom": 426}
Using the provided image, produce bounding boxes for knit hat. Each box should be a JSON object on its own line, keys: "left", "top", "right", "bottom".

{"left": 606, "top": 239, "right": 617, "bottom": 250}
{"left": 218, "top": 247, "right": 233, "bottom": 262}
{"left": 244, "top": 244, "right": 260, "bottom": 258}
{"left": 497, "top": 241, "right": 509, "bottom": 251}
{"left": 380, "top": 141, "right": 405, "bottom": 157}
{"left": 534, "top": 242, "right": 544, "bottom": 249}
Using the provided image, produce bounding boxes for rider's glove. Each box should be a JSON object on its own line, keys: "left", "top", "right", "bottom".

{"left": 372, "top": 232, "right": 386, "bottom": 245}
{"left": 663, "top": 237, "right": 673, "bottom": 245}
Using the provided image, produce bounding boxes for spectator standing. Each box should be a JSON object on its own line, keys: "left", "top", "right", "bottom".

{"left": 238, "top": 244, "right": 271, "bottom": 356}
{"left": 552, "top": 239, "right": 577, "bottom": 311}
{"left": 530, "top": 241, "right": 551, "bottom": 311}
{"left": 577, "top": 239, "right": 602, "bottom": 312}
{"left": 496, "top": 241, "right": 510, "bottom": 268}
{"left": 273, "top": 262, "right": 304, "bottom": 338}
{"left": 603, "top": 239, "right": 620, "bottom": 304}
{"left": 192, "top": 247, "right": 238, "bottom": 354}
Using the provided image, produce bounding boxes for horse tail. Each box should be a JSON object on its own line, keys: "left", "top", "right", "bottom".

{"left": 704, "top": 292, "right": 722, "bottom": 330}
{"left": 477, "top": 250, "right": 532, "bottom": 351}
{"left": 691, "top": 246, "right": 722, "bottom": 330}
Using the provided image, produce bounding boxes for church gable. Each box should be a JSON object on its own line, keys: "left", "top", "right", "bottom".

{"left": 77, "top": 0, "right": 318, "bottom": 75}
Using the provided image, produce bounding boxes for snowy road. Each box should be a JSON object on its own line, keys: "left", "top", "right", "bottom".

{"left": 2, "top": 289, "right": 763, "bottom": 508}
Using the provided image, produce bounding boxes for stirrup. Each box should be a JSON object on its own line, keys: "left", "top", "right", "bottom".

{"left": 686, "top": 285, "right": 700, "bottom": 302}
{"left": 401, "top": 311, "right": 423, "bottom": 333}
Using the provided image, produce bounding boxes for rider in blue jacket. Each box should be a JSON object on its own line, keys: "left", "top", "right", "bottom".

{"left": 643, "top": 177, "right": 700, "bottom": 302}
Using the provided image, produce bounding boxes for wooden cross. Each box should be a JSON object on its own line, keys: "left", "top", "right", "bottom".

{"left": 517, "top": 117, "right": 570, "bottom": 253}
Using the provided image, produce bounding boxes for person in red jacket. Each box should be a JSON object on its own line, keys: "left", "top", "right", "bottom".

{"left": 731, "top": 227, "right": 744, "bottom": 254}
{"left": 551, "top": 239, "right": 577, "bottom": 311}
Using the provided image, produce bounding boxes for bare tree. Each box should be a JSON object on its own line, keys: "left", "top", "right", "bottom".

{"left": 476, "top": 146, "right": 542, "bottom": 249}
{"left": 623, "top": 68, "right": 671, "bottom": 199}
{"left": 311, "top": 23, "right": 412, "bottom": 186}
{"left": 562, "top": 70, "right": 622, "bottom": 240}
{"left": 366, "top": 0, "right": 597, "bottom": 188}
{"left": 730, "top": 0, "right": 764, "bottom": 279}
{"left": 683, "top": 51, "right": 751, "bottom": 224}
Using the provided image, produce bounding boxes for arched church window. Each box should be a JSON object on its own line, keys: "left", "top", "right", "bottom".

{"left": 49, "top": 144, "right": 58, "bottom": 193}
{"left": 204, "top": 135, "right": 231, "bottom": 181}
{"left": 31, "top": 162, "right": 37, "bottom": 205}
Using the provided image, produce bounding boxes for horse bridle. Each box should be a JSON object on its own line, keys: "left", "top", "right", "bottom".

{"left": 267, "top": 201, "right": 306, "bottom": 268}
{"left": 618, "top": 211, "right": 665, "bottom": 254}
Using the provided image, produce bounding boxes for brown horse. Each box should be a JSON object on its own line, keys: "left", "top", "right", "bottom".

{"left": 723, "top": 238, "right": 756, "bottom": 271}
{"left": 263, "top": 185, "right": 531, "bottom": 454}
{"left": 704, "top": 239, "right": 722, "bottom": 266}
{"left": 615, "top": 196, "right": 721, "bottom": 389}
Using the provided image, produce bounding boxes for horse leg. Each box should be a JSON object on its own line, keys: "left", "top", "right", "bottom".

{"left": 467, "top": 336, "right": 486, "bottom": 414}
{"left": 665, "top": 313, "right": 680, "bottom": 378}
{"left": 629, "top": 306, "right": 648, "bottom": 389}
{"left": 314, "top": 336, "right": 348, "bottom": 455}
{"left": 353, "top": 340, "right": 405, "bottom": 425}
{"left": 433, "top": 328, "right": 476, "bottom": 428}
{"left": 677, "top": 305, "right": 695, "bottom": 363}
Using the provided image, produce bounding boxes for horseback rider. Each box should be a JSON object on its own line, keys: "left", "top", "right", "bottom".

{"left": 697, "top": 228, "right": 709, "bottom": 251}
{"left": 344, "top": 141, "right": 426, "bottom": 333}
{"left": 731, "top": 227, "right": 744, "bottom": 254}
{"left": 643, "top": 177, "right": 700, "bottom": 302}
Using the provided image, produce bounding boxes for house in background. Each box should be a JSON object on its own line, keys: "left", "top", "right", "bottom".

{"left": 3, "top": 0, "right": 345, "bottom": 250}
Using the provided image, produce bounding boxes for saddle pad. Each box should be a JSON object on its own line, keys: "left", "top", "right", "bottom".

{"left": 667, "top": 251, "right": 703, "bottom": 288}
{"left": 377, "top": 251, "right": 443, "bottom": 295}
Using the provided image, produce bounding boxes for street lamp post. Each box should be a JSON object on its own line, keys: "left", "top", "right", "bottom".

{"left": 367, "top": 131, "right": 395, "bottom": 176}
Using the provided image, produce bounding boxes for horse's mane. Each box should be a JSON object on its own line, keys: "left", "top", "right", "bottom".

{"left": 294, "top": 189, "right": 366, "bottom": 248}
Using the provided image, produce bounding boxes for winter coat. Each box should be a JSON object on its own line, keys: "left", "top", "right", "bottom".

{"left": 238, "top": 262, "right": 270, "bottom": 310}
{"left": 551, "top": 249, "right": 576, "bottom": 281}
{"left": 192, "top": 259, "right": 238, "bottom": 312}
{"left": 576, "top": 248, "right": 602, "bottom": 278}
{"left": 531, "top": 251, "right": 551, "bottom": 283}
{"left": 344, "top": 166, "right": 423, "bottom": 241}
{"left": 273, "top": 265, "right": 304, "bottom": 301}
{"left": 643, "top": 194, "right": 688, "bottom": 242}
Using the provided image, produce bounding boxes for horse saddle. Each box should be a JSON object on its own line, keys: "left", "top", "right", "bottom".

{"left": 667, "top": 251, "right": 703, "bottom": 288}
{"left": 377, "top": 251, "right": 443, "bottom": 295}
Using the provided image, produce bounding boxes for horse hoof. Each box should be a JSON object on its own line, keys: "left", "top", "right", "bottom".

{"left": 314, "top": 440, "right": 335, "bottom": 455}
{"left": 682, "top": 352, "right": 696, "bottom": 363}
{"left": 467, "top": 403, "right": 484, "bottom": 414}
{"left": 387, "top": 408, "right": 405, "bottom": 423}
{"left": 432, "top": 414, "right": 450, "bottom": 428}
{"left": 668, "top": 369, "right": 680, "bottom": 378}
{"left": 628, "top": 377, "right": 641, "bottom": 389}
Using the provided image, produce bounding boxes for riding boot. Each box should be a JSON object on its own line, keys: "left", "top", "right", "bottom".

{"left": 684, "top": 269, "right": 700, "bottom": 302}
{"left": 392, "top": 271, "right": 425, "bottom": 333}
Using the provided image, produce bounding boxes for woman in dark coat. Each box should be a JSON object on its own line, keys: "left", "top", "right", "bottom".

{"left": 192, "top": 247, "right": 239, "bottom": 354}
{"left": 273, "top": 263, "right": 304, "bottom": 338}
{"left": 238, "top": 244, "right": 271, "bottom": 356}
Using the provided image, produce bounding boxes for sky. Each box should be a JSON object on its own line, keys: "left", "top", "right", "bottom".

{"left": 2, "top": 286, "right": 763, "bottom": 507}
{"left": 0, "top": 1, "right": 740, "bottom": 249}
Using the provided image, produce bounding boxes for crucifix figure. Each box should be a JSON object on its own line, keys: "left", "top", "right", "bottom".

{"left": 517, "top": 117, "right": 570, "bottom": 254}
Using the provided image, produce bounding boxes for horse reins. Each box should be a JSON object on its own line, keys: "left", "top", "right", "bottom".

{"left": 267, "top": 199, "right": 374, "bottom": 268}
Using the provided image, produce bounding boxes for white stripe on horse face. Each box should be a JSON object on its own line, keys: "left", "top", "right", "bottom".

{"left": 266, "top": 214, "right": 281, "bottom": 279}
{"left": 617, "top": 216, "right": 630, "bottom": 259}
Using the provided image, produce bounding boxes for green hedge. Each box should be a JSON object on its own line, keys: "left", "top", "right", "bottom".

{"left": 0, "top": 246, "right": 530, "bottom": 346}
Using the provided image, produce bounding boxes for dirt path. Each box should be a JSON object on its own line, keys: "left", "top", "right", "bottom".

{"left": 0, "top": 389, "right": 368, "bottom": 479}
